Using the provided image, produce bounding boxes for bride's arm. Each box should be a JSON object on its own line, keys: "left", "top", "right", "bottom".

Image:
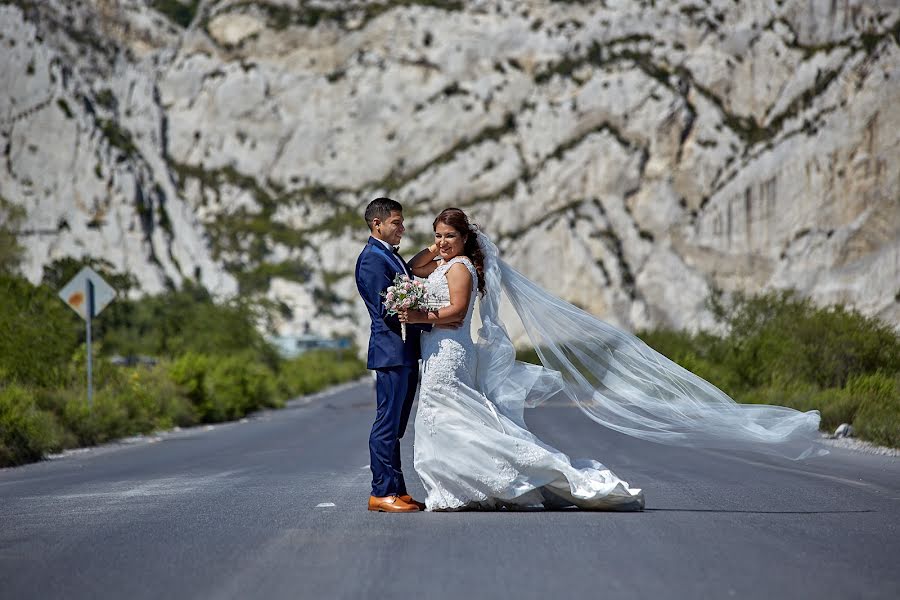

{"left": 407, "top": 244, "right": 440, "bottom": 278}
{"left": 402, "top": 263, "right": 472, "bottom": 325}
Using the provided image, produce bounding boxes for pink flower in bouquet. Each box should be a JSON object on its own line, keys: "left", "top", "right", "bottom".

{"left": 381, "top": 273, "right": 431, "bottom": 341}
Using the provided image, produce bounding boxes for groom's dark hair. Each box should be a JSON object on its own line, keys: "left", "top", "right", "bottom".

{"left": 364, "top": 197, "right": 403, "bottom": 230}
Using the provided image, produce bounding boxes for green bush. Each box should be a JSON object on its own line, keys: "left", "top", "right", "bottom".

{"left": 203, "top": 354, "right": 279, "bottom": 422}
{"left": 48, "top": 360, "right": 197, "bottom": 447}
{"left": 708, "top": 291, "right": 900, "bottom": 390}
{"left": 169, "top": 352, "right": 212, "bottom": 406}
{"left": 0, "top": 196, "right": 25, "bottom": 275}
{"left": 0, "top": 385, "right": 63, "bottom": 466}
{"left": 668, "top": 351, "right": 744, "bottom": 398}
{"left": 278, "top": 349, "right": 367, "bottom": 397}
{"left": 851, "top": 373, "right": 900, "bottom": 447}
{"left": 97, "top": 282, "right": 280, "bottom": 367}
{"left": 125, "top": 362, "right": 197, "bottom": 430}
{"left": 171, "top": 352, "right": 279, "bottom": 422}
{"left": 741, "top": 384, "right": 858, "bottom": 432}
{"left": 60, "top": 387, "right": 130, "bottom": 446}
{"left": 0, "top": 256, "right": 366, "bottom": 467}
{"left": 0, "top": 274, "right": 81, "bottom": 388}
{"left": 815, "top": 388, "right": 863, "bottom": 433}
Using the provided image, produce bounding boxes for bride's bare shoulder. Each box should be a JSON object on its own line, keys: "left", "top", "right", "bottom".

{"left": 445, "top": 259, "right": 475, "bottom": 284}
{"left": 446, "top": 256, "right": 473, "bottom": 268}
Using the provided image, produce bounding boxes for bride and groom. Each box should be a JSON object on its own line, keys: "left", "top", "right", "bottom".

{"left": 355, "top": 197, "right": 824, "bottom": 513}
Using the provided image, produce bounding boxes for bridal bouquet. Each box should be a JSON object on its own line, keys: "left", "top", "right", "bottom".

{"left": 382, "top": 274, "right": 430, "bottom": 341}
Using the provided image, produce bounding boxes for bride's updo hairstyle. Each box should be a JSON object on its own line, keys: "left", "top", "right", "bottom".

{"left": 433, "top": 208, "right": 486, "bottom": 297}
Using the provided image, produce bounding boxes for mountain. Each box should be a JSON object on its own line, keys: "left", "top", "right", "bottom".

{"left": 2, "top": 0, "right": 898, "bottom": 343}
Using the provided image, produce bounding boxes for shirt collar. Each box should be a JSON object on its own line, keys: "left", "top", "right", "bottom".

{"left": 373, "top": 237, "right": 395, "bottom": 253}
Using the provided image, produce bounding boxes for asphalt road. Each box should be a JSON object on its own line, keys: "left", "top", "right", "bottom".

{"left": 1, "top": 380, "right": 898, "bottom": 600}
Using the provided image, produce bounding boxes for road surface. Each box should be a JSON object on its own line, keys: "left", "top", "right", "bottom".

{"left": 1, "top": 381, "right": 898, "bottom": 599}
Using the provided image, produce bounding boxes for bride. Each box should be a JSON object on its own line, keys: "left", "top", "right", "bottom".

{"left": 399, "top": 208, "right": 822, "bottom": 512}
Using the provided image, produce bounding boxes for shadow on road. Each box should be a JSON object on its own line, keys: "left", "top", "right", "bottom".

{"left": 644, "top": 508, "right": 875, "bottom": 514}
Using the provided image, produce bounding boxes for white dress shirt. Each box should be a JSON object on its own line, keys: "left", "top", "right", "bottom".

{"left": 374, "top": 237, "right": 409, "bottom": 276}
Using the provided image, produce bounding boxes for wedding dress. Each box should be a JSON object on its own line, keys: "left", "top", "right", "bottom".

{"left": 414, "top": 255, "right": 645, "bottom": 511}
{"left": 413, "top": 230, "right": 823, "bottom": 511}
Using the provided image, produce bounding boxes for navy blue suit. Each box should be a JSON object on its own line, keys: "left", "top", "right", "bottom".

{"left": 355, "top": 236, "right": 428, "bottom": 497}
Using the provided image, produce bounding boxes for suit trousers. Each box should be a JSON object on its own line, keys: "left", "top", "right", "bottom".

{"left": 370, "top": 365, "right": 418, "bottom": 497}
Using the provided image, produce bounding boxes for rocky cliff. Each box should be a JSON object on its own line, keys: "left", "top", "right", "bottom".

{"left": 2, "top": 0, "right": 898, "bottom": 343}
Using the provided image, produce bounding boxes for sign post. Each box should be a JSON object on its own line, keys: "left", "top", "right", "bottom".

{"left": 59, "top": 268, "right": 116, "bottom": 409}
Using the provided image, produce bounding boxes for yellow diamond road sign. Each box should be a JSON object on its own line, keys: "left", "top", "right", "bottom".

{"left": 58, "top": 267, "right": 116, "bottom": 320}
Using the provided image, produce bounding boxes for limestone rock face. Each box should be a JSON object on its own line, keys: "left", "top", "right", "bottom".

{"left": 1, "top": 0, "right": 898, "bottom": 346}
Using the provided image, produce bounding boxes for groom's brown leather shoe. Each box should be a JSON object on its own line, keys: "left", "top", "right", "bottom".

{"left": 399, "top": 494, "right": 426, "bottom": 510}
{"left": 368, "top": 495, "right": 419, "bottom": 512}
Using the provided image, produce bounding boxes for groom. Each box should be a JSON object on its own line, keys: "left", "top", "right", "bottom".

{"left": 355, "top": 198, "right": 447, "bottom": 512}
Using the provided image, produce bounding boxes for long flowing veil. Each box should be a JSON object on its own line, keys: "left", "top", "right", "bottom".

{"left": 473, "top": 230, "right": 826, "bottom": 460}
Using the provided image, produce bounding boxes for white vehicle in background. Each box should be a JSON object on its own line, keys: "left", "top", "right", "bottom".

{"left": 266, "top": 334, "right": 351, "bottom": 359}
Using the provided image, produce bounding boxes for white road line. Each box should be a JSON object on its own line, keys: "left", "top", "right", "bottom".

{"left": 316, "top": 502, "right": 336, "bottom": 508}
{"left": 702, "top": 449, "right": 897, "bottom": 496}
{"left": 360, "top": 465, "right": 370, "bottom": 470}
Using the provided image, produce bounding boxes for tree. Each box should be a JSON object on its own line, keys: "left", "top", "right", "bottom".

{"left": 0, "top": 197, "right": 25, "bottom": 275}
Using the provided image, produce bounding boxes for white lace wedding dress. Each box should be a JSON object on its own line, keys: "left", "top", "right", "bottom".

{"left": 413, "top": 256, "right": 645, "bottom": 511}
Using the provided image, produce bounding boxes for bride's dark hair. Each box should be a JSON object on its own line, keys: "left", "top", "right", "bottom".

{"left": 433, "top": 208, "right": 486, "bottom": 297}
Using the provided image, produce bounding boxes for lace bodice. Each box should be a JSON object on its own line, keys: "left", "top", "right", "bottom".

{"left": 419, "top": 256, "right": 479, "bottom": 404}
{"left": 424, "top": 256, "right": 478, "bottom": 336}
{"left": 426, "top": 256, "right": 476, "bottom": 303}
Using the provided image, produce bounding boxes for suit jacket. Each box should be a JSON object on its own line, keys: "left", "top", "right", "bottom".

{"left": 355, "top": 236, "right": 428, "bottom": 369}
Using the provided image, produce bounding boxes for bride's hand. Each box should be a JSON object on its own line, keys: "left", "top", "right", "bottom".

{"left": 398, "top": 309, "right": 424, "bottom": 324}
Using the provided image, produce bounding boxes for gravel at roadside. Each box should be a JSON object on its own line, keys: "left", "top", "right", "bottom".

{"left": 820, "top": 433, "right": 899, "bottom": 457}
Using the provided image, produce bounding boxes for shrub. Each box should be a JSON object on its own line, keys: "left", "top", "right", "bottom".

{"left": 709, "top": 291, "right": 900, "bottom": 390}
{"left": 0, "top": 257, "right": 368, "bottom": 467}
{"left": 738, "top": 380, "right": 856, "bottom": 432}
{"left": 124, "top": 362, "right": 197, "bottom": 430}
{"left": 814, "top": 388, "right": 863, "bottom": 433}
{"left": 850, "top": 373, "right": 900, "bottom": 448}
{"left": 171, "top": 352, "right": 279, "bottom": 422}
{"left": 32, "top": 358, "right": 197, "bottom": 450}
{"left": 0, "top": 385, "right": 63, "bottom": 465}
{"left": 60, "top": 387, "right": 130, "bottom": 446}
{"left": 0, "top": 196, "right": 25, "bottom": 275}
{"left": 98, "top": 283, "right": 280, "bottom": 366}
{"left": 203, "top": 354, "right": 279, "bottom": 422}
{"left": 0, "top": 274, "right": 81, "bottom": 388}
{"left": 278, "top": 349, "right": 367, "bottom": 397}
{"left": 170, "top": 352, "right": 215, "bottom": 414}
{"left": 666, "top": 351, "right": 744, "bottom": 398}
